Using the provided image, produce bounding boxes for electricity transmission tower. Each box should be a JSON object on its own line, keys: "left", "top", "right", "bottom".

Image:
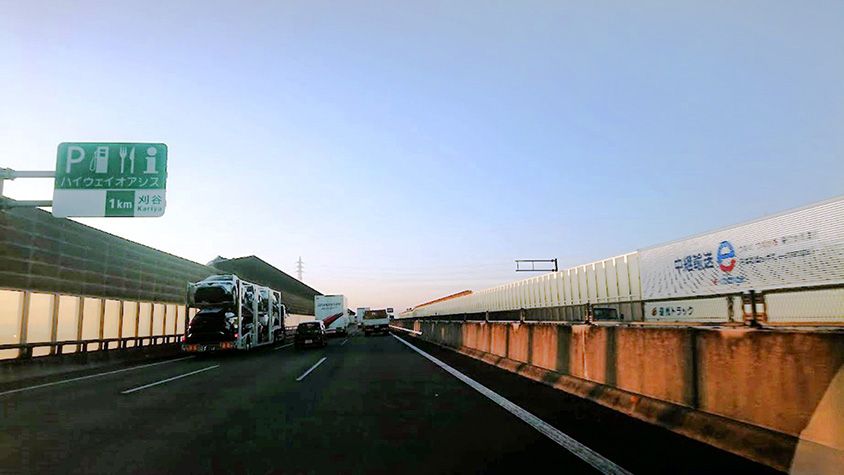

{"left": 295, "top": 256, "right": 304, "bottom": 281}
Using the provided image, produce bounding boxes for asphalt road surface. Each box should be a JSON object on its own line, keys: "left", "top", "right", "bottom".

{"left": 0, "top": 328, "right": 781, "bottom": 474}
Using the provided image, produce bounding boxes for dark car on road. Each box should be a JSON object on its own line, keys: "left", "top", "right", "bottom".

{"left": 295, "top": 321, "right": 327, "bottom": 349}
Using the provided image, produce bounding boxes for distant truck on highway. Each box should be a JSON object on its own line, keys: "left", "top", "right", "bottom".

{"left": 363, "top": 309, "right": 390, "bottom": 336}
{"left": 315, "top": 294, "right": 349, "bottom": 336}
{"left": 356, "top": 307, "right": 370, "bottom": 328}
{"left": 183, "top": 274, "right": 287, "bottom": 352}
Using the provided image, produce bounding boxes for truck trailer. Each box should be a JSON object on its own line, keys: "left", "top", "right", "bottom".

{"left": 315, "top": 294, "right": 349, "bottom": 336}
{"left": 183, "top": 274, "right": 287, "bottom": 352}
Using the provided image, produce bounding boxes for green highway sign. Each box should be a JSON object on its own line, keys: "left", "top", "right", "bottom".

{"left": 52, "top": 143, "right": 168, "bottom": 217}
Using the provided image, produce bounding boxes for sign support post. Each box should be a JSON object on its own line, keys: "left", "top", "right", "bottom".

{"left": 0, "top": 168, "right": 56, "bottom": 209}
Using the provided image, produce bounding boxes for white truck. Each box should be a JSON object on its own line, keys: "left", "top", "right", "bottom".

{"left": 183, "top": 274, "right": 287, "bottom": 352}
{"left": 315, "top": 294, "right": 349, "bottom": 336}
{"left": 363, "top": 309, "right": 390, "bottom": 336}
{"left": 355, "top": 307, "right": 370, "bottom": 327}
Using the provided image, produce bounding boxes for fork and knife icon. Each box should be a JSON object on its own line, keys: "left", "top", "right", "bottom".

{"left": 119, "top": 146, "right": 136, "bottom": 174}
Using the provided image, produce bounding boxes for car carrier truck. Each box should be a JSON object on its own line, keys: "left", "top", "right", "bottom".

{"left": 183, "top": 274, "right": 287, "bottom": 352}
{"left": 315, "top": 294, "right": 349, "bottom": 336}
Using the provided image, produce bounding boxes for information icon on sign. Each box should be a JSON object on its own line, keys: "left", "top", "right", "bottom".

{"left": 144, "top": 147, "right": 158, "bottom": 174}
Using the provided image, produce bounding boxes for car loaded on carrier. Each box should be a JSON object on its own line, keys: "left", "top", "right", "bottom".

{"left": 183, "top": 274, "right": 287, "bottom": 352}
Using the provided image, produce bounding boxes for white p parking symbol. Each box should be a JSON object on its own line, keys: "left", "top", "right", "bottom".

{"left": 65, "top": 146, "right": 85, "bottom": 173}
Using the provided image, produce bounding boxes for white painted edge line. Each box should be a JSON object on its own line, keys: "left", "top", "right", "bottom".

{"left": 341, "top": 339, "right": 349, "bottom": 346}
{"left": 392, "top": 334, "right": 632, "bottom": 475}
{"left": 121, "top": 365, "right": 220, "bottom": 394}
{"left": 0, "top": 356, "right": 195, "bottom": 397}
{"left": 275, "top": 343, "right": 294, "bottom": 350}
{"left": 296, "top": 357, "right": 327, "bottom": 382}
{"left": 389, "top": 325, "right": 422, "bottom": 335}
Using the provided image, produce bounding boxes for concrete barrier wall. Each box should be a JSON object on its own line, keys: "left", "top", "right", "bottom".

{"left": 508, "top": 323, "right": 530, "bottom": 364}
{"left": 697, "top": 329, "right": 844, "bottom": 436}
{"left": 530, "top": 324, "right": 557, "bottom": 372}
{"left": 614, "top": 326, "right": 693, "bottom": 406}
{"left": 582, "top": 325, "right": 612, "bottom": 385}
{"left": 477, "top": 322, "right": 492, "bottom": 354}
{"left": 490, "top": 323, "right": 507, "bottom": 358}
{"left": 392, "top": 318, "right": 844, "bottom": 470}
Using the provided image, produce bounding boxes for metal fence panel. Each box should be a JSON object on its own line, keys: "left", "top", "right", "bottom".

{"left": 26, "top": 293, "right": 54, "bottom": 356}
{"left": 103, "top": 300, "right": 121, "bottom": 340}
{"left": 137, "top": 302, "right": 152, "bottom": 337}
{"left": 767, "top": 288, "right": 844, "bottom": 323}
{"left": 56, "top": 295, "right": 80, "bottom": 352}
{"left": 596, "top": 261, "right": 609, "bottom": 302}
{"left": 616, "top": 256, "right": 631, "bottom": 299}
{"left": 151, "top": 303, "right": 165, "bottom": 336}
{"left": 606, "top": 259, "right": 619, "bottom": 300}
{"left": 167, "top": 304, "right": 178, "bottom": 334}
{"left": 577, "top": 267, "right": 588, "bottom": 304}
{"left": 122, "top": 301, "right": 138, "bottom": 346}
{"left": 0, "top": 290, "right": 23, "bottom": 359}
{"left": 176, "top": 305, "right": 187, "bottom": 334}
{"left": 628, "top": 253, "right": 642, "bottom": 299}
{"left": 81, "top": 298, "right": 102, "bottom": 351}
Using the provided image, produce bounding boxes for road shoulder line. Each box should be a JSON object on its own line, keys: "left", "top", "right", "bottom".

{"left": 392, "top": 334, "right": 631, "bottom": 475}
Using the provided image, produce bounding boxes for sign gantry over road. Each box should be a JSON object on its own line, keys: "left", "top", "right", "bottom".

{"left": 52, "top": 142, "right": 168, "bottom": 218}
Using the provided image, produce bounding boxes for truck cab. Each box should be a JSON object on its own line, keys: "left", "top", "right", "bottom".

{"left": 363, "top": 309, "right": 390, "bottom": 336}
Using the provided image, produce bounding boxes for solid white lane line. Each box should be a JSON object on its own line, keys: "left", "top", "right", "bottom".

{"left": 341, "top": 339, "right": 349, "bottom": 346}
{"left": 296, "top": 357, "right": 327, "bottom": 382}
{"left": 275, "top": 343, "right": 294, "bottom": 350}
{"left": 0, "top": 356, "right": 196, "bottom": 397}
{"left": 389, "top": 325, "right": 422, "bottom": 335}
{"left": 392, "top": 334, "right": 632, "bottom": 475}
{"left": 121, "top": 365, "right": 220, "bottom": 394}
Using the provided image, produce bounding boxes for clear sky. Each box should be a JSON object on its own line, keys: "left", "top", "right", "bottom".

{"left": 3, "top": 1, "right": 843, "bottom": 312}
